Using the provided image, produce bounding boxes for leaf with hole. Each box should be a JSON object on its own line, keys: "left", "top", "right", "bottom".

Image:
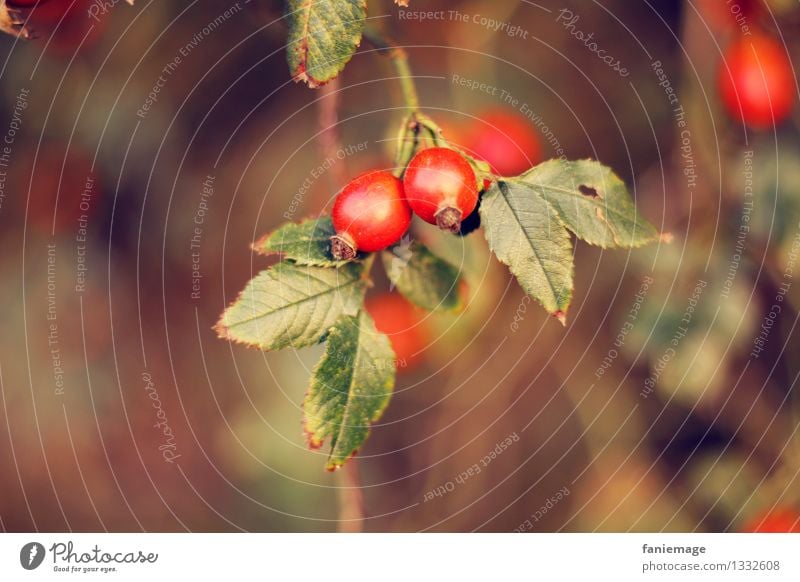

{"left": 216, "top": 262, "right": 367, "bottom": 350}
{"left": 304, "top": 311, "right": 396, "bottom": 470}
{"left": 516, "top": 159, "right": 659, "bottom": 248}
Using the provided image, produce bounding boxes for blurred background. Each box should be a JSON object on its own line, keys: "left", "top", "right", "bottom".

{"left": 0, "top": 0, "right": 799, "bottom": 532}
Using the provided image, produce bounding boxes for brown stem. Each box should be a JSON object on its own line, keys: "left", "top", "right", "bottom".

{"left": 317, "top": 77, "right": 348, "bottom": 191}
{"left": 337, "top": 460, "right": 365, "bottom": 532}
{"left": 362, "top": 26, "right": 419, "bottom": 113}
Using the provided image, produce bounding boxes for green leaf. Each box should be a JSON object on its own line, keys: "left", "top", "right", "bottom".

{"left": 253, "top": 216, "right": 348, "bottom": 267}
{"left": 285, "top": 0, "right": 366, "bottom": 88}
{"left": 480, "top": 180, "right": 574, "bottom": 319}
{"left": 303, "top": 311, "right": 396, "bottom": 470}
{"left": 517, "top": 159, "right": 659, "bottom": 248}
{"left": 216, "top": 262, "right": 367, "bottom": 350}
{"left": 381, "top": 239, "right": 464, "bottom": 311}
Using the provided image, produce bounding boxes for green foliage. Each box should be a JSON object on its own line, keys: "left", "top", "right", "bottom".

{"left": 480, "top": 180, "right": 575, "bottom": 318}
{"left": 518, "top": 159, "right": 660, "bottom": 248}
{"left": 216, "top": 261, "right": 367, "bottom": 351}
{"left": 303, "top": 312, "right": 396, "bottom": 470}
{"left": 285, "top": 0, "right": 366, "bottom": 87}
{"left": 480, "top": 159, "right": 659, "bottom": 320}
{"left": 220, "top": 116, "right": 659, "bottom": 468}
{"left": 254, "top": 216, "right": 350, "bottom": 267}
{"left": 382, "top": 240, "right": 463, "bottom": 311}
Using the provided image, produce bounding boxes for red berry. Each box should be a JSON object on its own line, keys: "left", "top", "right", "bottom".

{"left": 463, "top": 108, "right": 542, "bottom": 176}
{"left": 365, "top": 294, "right": 427, "bottom": 372}
{"left": 742, "top": 508, "right": 800, "bottom": 533}
{"left": 403, "top": 147, "right": 478, "bottom": 233}
{"left": 719, "top": 34, "right": 795, "bottom": 129}
{"left": 331, "top": 170, "right": 411, "bottom": 259}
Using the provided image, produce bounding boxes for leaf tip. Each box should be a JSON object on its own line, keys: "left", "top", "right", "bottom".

{"left": 660, "top": 232, "right": 674, "bottom": 244}
{"left": 213, "top": 317, "right": 231, "bottom": 341}
{"left": 554, "top": 310, "right": 567, "bottom": 326}
{"left": 290, "top": 63, "right": 323, "bottom": 88}
{"left": 250, "top": 234, "right": 269, "bottom": 255}
{"left": 302, "top": 419, "right": 324, "bottom": 451}
{"left": 326, "top": 450, "right": 358, "bottom": 472}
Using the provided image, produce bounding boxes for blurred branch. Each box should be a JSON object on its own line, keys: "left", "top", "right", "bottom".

{"left": 362, "top": 26, "right": 419, "bottom": 113}
{"left": 337, "top": 460, "right": 365, "bottom": 532}
{"left": 317, "top": 77, "right": 348, "bottom": 191}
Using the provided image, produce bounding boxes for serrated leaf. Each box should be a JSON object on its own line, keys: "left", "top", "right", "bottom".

{"left": 303, "top": 311, "right": 395, "bottom": 470}
{"left": 216, "top": 262, "right": 367, "bottom": 350}
{"left": 253, "top": 216, "right": 348, "bottom": 266}
{"left": 381, "top": 240, "right": 463, "bottom": 311}
{"left": 480, "top": 181, "right": 574, "bottom": 318}
{"left": 518, "top": 159, "right": 659, "bottom": 248}
{"left": 285, "top": 0, "right": 366, "bottom": 88}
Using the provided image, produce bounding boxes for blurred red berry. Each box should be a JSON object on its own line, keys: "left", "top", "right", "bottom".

{"left": 742, "top": 508, "right": 800, "bottom": 533}
{"left": 462, "top": 108, "right": 541, "bottom": 176}
{"left": 719, "top": 34, "right": 795, "bottom": 129}
{"left": 365, "top": 294, "right": 428, "bottom": 372}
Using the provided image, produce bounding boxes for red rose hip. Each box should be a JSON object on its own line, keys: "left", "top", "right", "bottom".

{"left": 718, "top": 34, "right": 795, "bottom": 129}
{"left": 463, "top": 108, "right": 541, "bottom": 176}
{"left": 403, "top": 147, "right": 478, "bottom": 233}
{"left": 742, "top": 508, "right": 800, "bottom": 533}
{"left": 365, "top": 293, "right": 428, "bottom": 371}
{"left": 331, "top": 170, "right": 411, "bottom": 260}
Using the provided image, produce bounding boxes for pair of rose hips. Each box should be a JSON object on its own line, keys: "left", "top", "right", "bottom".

{"left": 330, "top": 147, "right": 478, "bottom": 260}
